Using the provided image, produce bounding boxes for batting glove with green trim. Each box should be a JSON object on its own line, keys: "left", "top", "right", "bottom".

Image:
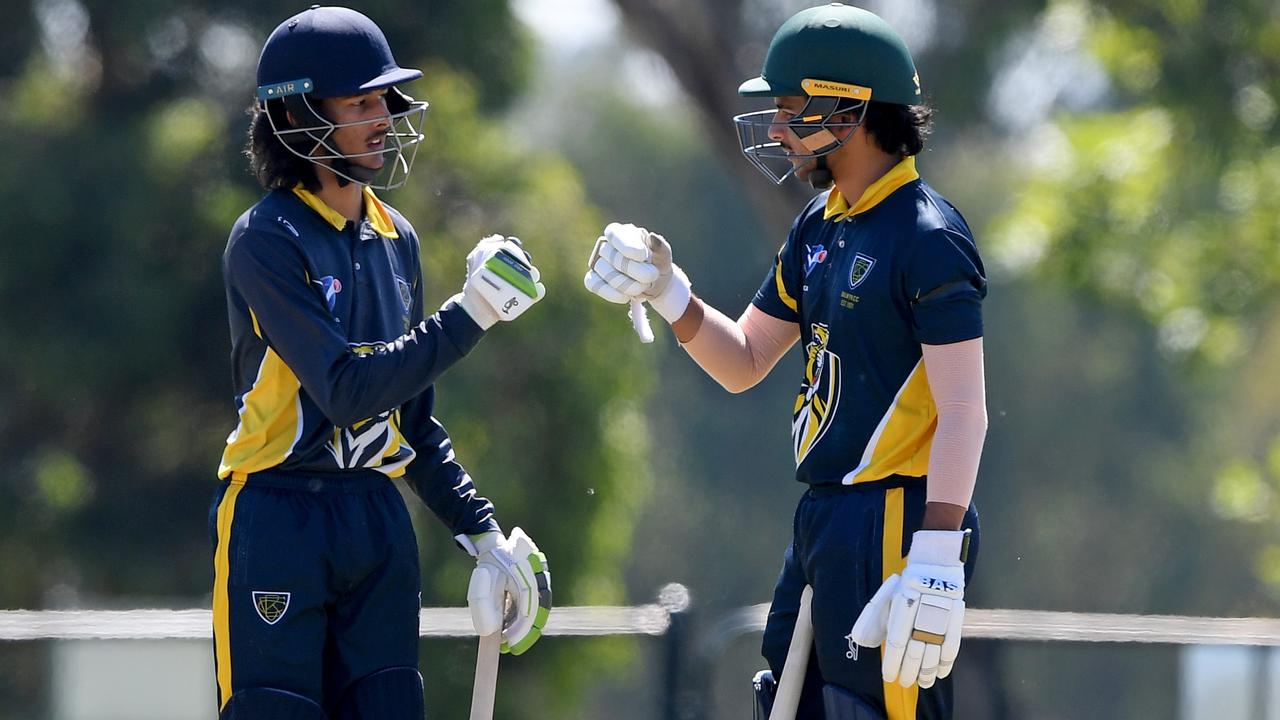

{"left": 457, "top": 235, "right": 546, "bottom": 330}
{"left": 465, "top": 527, "right": 552, "bottom": 655}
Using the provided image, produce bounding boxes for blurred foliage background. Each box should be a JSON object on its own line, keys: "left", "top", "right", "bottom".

{"left": 0, "top": 0, "right": 1278, "bottom": 718}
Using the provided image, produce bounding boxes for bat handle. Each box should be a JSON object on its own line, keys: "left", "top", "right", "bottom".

{"left": 769, "top": 585, "right": 814, "bottom": 720}
{"left": 469, "top": 631, "right": 502, "bottom": 720}
{"left": 630, "top": 299, "right": 655, "bottom": 344}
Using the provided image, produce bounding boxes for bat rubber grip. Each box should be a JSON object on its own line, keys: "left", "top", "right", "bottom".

{"left": 630, "top": 299, "right": 655, "bottom": 344}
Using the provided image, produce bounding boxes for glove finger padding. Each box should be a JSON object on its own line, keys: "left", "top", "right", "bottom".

{"left": 467, "top": 235, "right": 507, "bottom": 275}
{"left": 849, "top": 573, "right": 899, "bottom": 648}
{"left": 881, "top": 529, "right": 969, "bottom": 688}
{"left": 500, "top": 527, "right": 552, "bottom": 655}
{"left": 603, "top": 223, "right": 652, "bottom": 261}
{"left": 937, "top": 600, "right": 965, "bottom": 680}
{"left": 883, "top": 581, "right": 964, "bottom": 687}
{"left": 899, "top": 637, "right": 927, "bottom": 688}
{"left": 881, "top": 584, "right": 920, "bottom": 684}
{"left": 467, "top": 564, "right": 506, "bottom": 637}
{"left": 467, "top": 532, "right": 514, "bottom": 637}
{"left": 593, "top": 257, "right": 652, "bottom": 296}
{"left": 584, "top": 269, "right": 635, "bottom": 304}
{"left": 917, "top": 643, "right": 942, "bottom": 688}
{"left": 599, "top": 238, "right": 660, "bottom": 285}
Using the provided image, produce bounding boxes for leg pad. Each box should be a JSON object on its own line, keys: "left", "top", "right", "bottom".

{"left": 822, "top": 682, "right": 887, "bottom": 720}
{"left": 220, "top": 687, "right": 327, "bottom": 720}
{"left": 333, "top": 666, "right": 425, "bottom": 720}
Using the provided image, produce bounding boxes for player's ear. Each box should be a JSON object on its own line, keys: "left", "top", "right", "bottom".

{"left": 850, "top": 120, "right": 877, "bottom": 146}
{"left": 830, "top": 115, "right": 860, "bottom": 142}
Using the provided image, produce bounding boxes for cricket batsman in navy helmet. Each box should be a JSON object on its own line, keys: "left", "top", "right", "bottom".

{"left": 211, "top": 7, "right": 550, "bottom": 718}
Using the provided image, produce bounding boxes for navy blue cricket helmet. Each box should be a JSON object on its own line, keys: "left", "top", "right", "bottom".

{"left": 255, "top": 6, "right": 429, "bottom": 189}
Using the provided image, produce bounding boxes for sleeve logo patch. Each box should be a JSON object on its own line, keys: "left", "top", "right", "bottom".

{"left": 277, "top": 216, "right": 300, "bottom": 237}
{"left": 313, "top": 275, "right": 343, "bottom": 311}
{"left": 252, "top": 591, "right": 291, "bottom": 625}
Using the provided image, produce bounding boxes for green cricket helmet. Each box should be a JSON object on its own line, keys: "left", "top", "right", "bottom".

{"left": 734, "top": 3, "right": 921, "bottom": 187}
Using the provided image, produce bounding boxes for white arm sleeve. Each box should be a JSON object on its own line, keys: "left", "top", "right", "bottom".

{"left": 921, "top": 338, "right": 988, "bottom": 508}
{"left": 681, "top": 304, "right": 799, "bottom": 393}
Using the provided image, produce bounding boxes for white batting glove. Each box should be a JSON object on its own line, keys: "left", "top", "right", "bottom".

{"left": 462, "top": 528, "right": 552, "bottom": 655}
{"left": 456, "top": 235, "right": 546, "bottom": 330}
{"left": 849, "top": 530, "right": 969, "bottom": 689}
{"left": 583, "top": 222, "right": 691, "bottom": 323}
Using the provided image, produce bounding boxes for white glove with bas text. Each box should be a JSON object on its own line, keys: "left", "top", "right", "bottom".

{"left": 583, "top": 222, "right": 691, "bottom": 324}
{"left": 848, "top": 530, "right": 969, "bottom": 689}
{"left": 456, "top": 235, "right": 546, "bottom": 330}
{"left": 462, "top": 528, "right": 552, "bottom": 655}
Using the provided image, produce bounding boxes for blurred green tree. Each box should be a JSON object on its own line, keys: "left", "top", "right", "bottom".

{"left": 979, "top": 0, "right": 1280, "bottom": 608}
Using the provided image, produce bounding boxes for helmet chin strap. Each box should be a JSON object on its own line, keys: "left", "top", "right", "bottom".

{"left": 328, "top": 157, "right": 377, "bottom": 187}
{"left": 808, "top": 155, "right": 834, "bottom": 190}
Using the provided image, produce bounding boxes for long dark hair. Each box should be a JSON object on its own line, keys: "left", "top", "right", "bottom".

{"left": 245, "top": 102, "right": 321, "bottom": 192}
{"left": 860, "top": 101, "right": 933, "bottom": 157}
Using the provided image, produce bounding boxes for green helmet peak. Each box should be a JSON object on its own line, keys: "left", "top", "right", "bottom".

{"left": 739, "top": 3, "right": 921, "bottom": 106}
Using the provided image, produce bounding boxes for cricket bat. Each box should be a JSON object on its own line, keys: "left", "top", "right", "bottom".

{"left": 469, "top": 631, "right": 502, "bottom": 720}
{"left": 769, "top": 585, "right": 814, "bottom": 720}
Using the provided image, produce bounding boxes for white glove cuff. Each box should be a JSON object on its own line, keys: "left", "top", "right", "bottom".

{"left": 650, "top": 265, "right": 692, "bottom": 324}
{"left": 457, "top": 531, "right": 504, "bottom": 557}
{"left": 453, "top": 291, "right": 498, "bottom": 331}
{"left": 907, "top": 530, "right": 968, "bottom": 566}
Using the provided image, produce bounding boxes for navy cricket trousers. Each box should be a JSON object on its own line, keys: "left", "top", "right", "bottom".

{"left": 209, "top": 470, "right": 421, "bottom": 714}
{"left": 761, "top": 478, "right": 980, "bottom": 719}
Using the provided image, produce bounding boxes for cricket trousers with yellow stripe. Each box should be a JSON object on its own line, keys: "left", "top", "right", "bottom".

{"left": 209, "top": 469, "right": 423, "bottom": 717}
{"left": 761, "top": 476, "right": 980, "bottom": 719}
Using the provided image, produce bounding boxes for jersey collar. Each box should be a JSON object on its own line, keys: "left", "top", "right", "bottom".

{"left": 823, "top": 156, "right": 920, "bottom": 222}
{"left": 292, "top": 185, "right": 400, "bottom": 239}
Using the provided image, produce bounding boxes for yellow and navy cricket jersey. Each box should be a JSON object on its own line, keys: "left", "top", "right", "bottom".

{"left": 218, "top": 185, "right": 497, "bottom": 536}
{"left": 752, "top": 157, "right": 986, "bottom": 487}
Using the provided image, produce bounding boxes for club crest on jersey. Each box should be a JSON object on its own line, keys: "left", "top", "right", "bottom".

{"left": 804, "top": 244, "right": 828, "bottom": 277}
{"left": 793, "top": 323, "right": 841, "bottom": 465}
{"left": 849, "top": 253, "right": 876, "bottom": 290}
{"left": 314, "top": 276, "right": 343, "bottom": 311}
{"left": 252, "top": 591, "right": 290, "bottom": 625}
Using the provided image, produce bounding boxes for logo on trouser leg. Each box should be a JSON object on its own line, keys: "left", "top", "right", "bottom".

{"left": 252, "top": 591, "right": 291, "bottom": 625}
{"left": 844, "top": 630, "right": 859, "bottom": 661}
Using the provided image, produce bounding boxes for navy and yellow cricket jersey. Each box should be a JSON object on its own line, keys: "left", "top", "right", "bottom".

{"left": 753, "top": 157, "right": 986, "bottom": 487}
{"left": 218, "top": 185, "right": 497, "bottom": 535}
